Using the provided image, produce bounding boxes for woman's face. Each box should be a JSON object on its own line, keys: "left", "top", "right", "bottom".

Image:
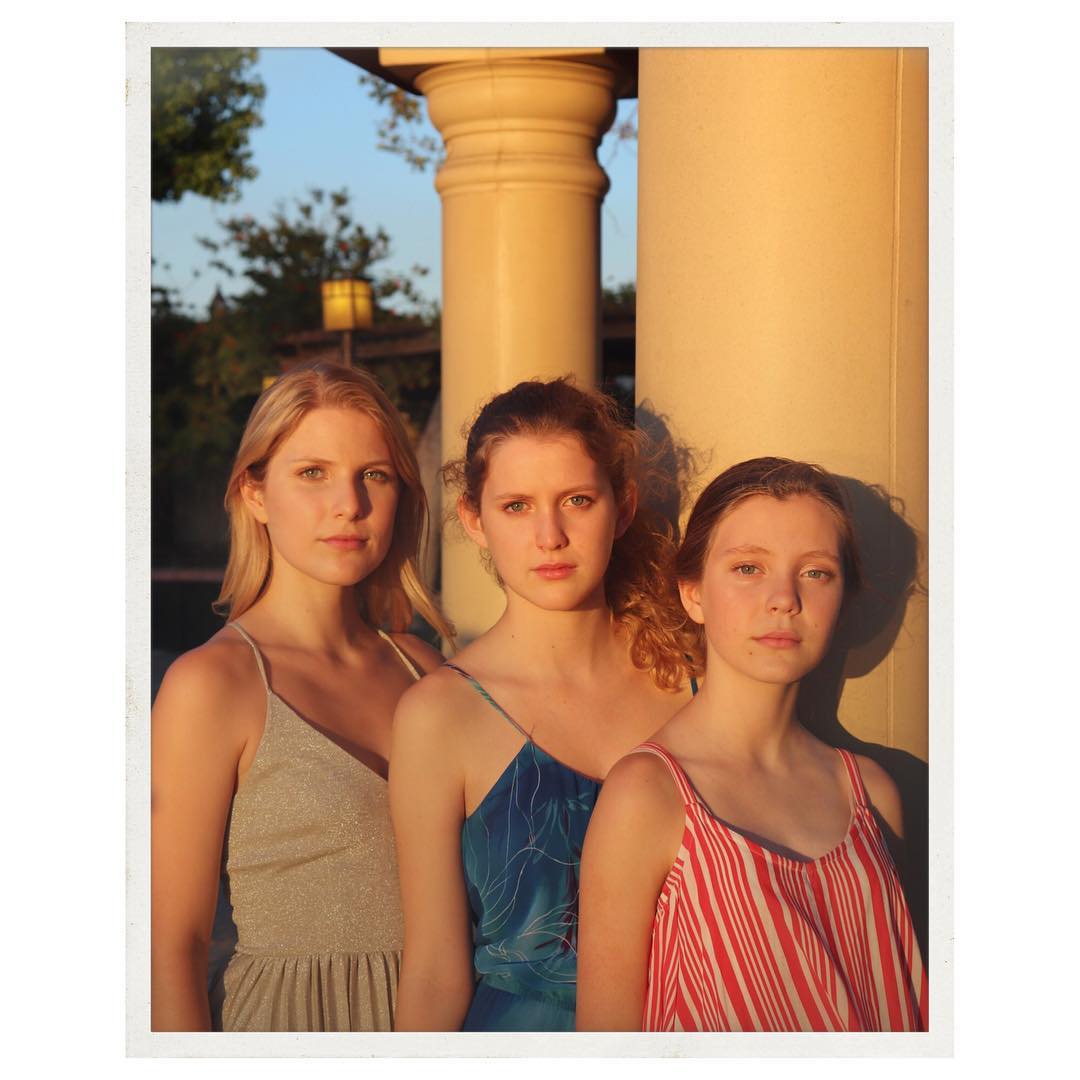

{"left": 679, "top": 494, "right": 846, "bottom": 687}
{"left": 461, "top": 433, "right": 632, "bottom": 613}
{"left": 244, "top": 406, "right": 400, "bottom": 590}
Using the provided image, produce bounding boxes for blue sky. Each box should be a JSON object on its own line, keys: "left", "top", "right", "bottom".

{"left": 151, "top": 48, "right": 639, "bottom": 318}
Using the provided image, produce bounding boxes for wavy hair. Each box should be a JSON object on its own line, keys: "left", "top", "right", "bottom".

{"left": 442, "top": 376, "right": 695, "bottom": 691}
{"left": 675, "top": 456, "right": 863, "bottom": 674}
{"left": 215, "top": 360, "right": 454, "bottom": 642}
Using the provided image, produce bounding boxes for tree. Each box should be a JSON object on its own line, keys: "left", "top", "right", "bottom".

{"left": 152, "top": 48, "right": 266, "bottom": 203}
{"left": 602, "top": 280, "right": 637, "bottom": 312}
{"left": 153, "top": 188, "right": 434, "bottom": 488}
{"left": 356, "top": 73, "right": 443, "bottom": 172}
{"left": 198, "top": 186, "right": 435, "bottom": 336}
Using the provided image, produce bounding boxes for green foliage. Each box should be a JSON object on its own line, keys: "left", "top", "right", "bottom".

{"left": 356, "top": 73, "right": 443, "bottom": 172}
{"left": 151, "top": 48, "right": 266, "bottom": 203}
{"left": 151, "top": 285, "right": 267, "bottom": 476}
{"left": 602, "top": 279, "right": 637, "bottom": 310}
{"left": 200, "top": 186, "right": 436, "bottom": 333}
{"left": 153, "top": 188, "right": 436, "bottom": 478}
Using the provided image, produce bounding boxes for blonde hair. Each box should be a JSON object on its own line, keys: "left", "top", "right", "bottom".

{"left": 215, "top": 361, "right": 454, "bottom": 642}
{"left": 442, "top": 376, "right": 695, "bottom": 691}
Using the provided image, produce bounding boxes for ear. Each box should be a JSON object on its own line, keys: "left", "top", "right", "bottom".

{"left": 677, "top": 578, "right": 706, "bottom": 625}
{"left": 457, "top": 495, "right": 489, "bottom": 550}
{"left": 614, "top": 484, "right": 638, "bottom": 540}
{"left": 239, "top": 471, "right": 269, "bottom": 525}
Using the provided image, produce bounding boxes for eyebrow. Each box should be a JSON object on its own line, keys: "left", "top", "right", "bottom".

{"left": 721, "top": 544, "right": 840, "bottom": 561}
{"left": 287, "top": 457, "right": 396, "bottom": 469}
{"left": 490, "top": 485, "right": 603, "bottom": 501}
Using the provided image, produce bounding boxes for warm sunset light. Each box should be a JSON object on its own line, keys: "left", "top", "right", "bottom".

{"left": 320, "top": 278, "right": 374, "bottom": 332}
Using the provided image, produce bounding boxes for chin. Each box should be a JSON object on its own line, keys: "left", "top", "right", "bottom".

{"left": 315, "top": 557, "right": 385, "bottom": 587}
{"left": 511, "top": 579, "right": 604, "bottom": 612}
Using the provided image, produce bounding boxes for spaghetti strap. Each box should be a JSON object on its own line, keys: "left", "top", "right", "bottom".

{"left": 443, "top": 663, "right": 532, "bottom": 742}
{"left": 836, "top": 749, "right": 869, "bottom": 807}
{"left": 377, "top": 629, "right": 423, "bottom": 681}
{"left": 630, "top": 741, "right": 697, "bottom": 809}
{"left": 229, "top": 621, "right": 269, "bottom": 691}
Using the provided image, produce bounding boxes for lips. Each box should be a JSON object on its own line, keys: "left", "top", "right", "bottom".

{"left": 322, "top": 535, "right": 368, "bottom": 550}
{"left": 532, "top": 563, "right": 575, "bottom": 580}
{"left": 752, "top": 631, "right": 801, "bottom": 649}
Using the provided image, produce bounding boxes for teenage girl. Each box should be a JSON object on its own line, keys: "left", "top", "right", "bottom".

{"left": 151, "top": 362, "right": 452, "bottom": 1031}
{"left": 577, "top": 457, "right": 928, "bottom": 1032}
{"left": 389, "top": 378, "right": 697, "bottom": 1031}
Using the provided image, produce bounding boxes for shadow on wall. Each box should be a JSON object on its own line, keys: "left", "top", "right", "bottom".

{"left": 635, "top": 402, "right": 711, "bottom": 538}
{"left": 798, "top": 477, "right": 929, "bottom": 961}
{"left": 630, "top": 417, "right": 930, "bottom": 964}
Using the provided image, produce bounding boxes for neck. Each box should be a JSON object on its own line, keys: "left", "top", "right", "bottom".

{"left": 494, "top": 587, "right": 624, "bottom": 679}
{"left": 240, "top": 563, "right": 373, "bottom": 654}
{"left": 690, "top": 653, "right": 803, "bottom": 764}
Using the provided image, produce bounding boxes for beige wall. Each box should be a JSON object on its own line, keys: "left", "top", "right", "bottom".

{"left": 636, "top": 48, "right": 929, "bottom": 760}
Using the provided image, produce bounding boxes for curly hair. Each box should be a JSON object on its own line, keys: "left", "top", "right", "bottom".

{"left": 674, "top": 456, "right": 863, "bottom": 675}
{"left": 442, "top": 377, "right": 695, "bottom": 691}
{"left": 215, "top": 360, "right": 454, "bottom": 643}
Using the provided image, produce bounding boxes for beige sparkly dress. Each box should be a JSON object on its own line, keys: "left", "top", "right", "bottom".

{"left": 215, "top": 622, "right": 418, "bottom": 1032}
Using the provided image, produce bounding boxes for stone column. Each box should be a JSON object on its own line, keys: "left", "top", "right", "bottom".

{"left": 635, "top": 48, "right": 929, "bottom": 762}
{"left": 386, "top": 51, "right": 618, "bottom": 641}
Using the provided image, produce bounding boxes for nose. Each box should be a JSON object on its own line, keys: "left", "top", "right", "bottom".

{"left": 332, "top": 476, "right": 372, "bottom": 520}
{"left": 534, "top": 507, "right": 568, "bottom": 551}
{"left": 767, "top": 575, "right": 802, "bottom": 617}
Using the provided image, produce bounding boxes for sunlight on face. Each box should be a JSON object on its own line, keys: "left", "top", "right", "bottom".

{"left": 466, "top": 433, "right": 625, "bottom": 613}
{"left": 250, "top": 407, "right": 400, "bottom": 590}
{"left": 682, "top": 494, "right": 846, "bottom": 687}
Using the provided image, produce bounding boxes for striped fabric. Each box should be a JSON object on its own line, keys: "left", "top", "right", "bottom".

{"left": 637, "top": 742, "right": 928, "bottom": 1032}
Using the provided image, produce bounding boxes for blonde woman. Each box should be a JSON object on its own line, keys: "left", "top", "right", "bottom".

{"left": 151, "top": 361, "right": 452, "bottom": 1032}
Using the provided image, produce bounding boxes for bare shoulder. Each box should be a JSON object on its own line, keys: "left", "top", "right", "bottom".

{"left": 584, "top": 748, "right": 685, "bottom": 883}
{"left": 590, "top": 749, "right": 684, "bottom": 853}
{"left": 392, "top": 662, "right": 475, "bottom": 747}
{"left": 389, "top": 661, "right": 475, "bottom": 803}
{"left": 153, "top": 629, "right": 263, "bottom": 743}
{"left": 852, "top": 753, "right": 904, "bottom": 839}
{"left": 602, "top": 749, "right": 683, "bottom": 819}
{"left": 387, "top": 632, "right": 446, "bottom": 676}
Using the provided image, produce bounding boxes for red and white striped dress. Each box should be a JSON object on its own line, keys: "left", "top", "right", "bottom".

{"left": 636, "top": 742, "right": 928, "bottom": 1032}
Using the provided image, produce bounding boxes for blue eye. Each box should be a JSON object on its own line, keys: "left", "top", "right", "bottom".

{"left": 734, "top": 564, "right": 760, "bottom": 575}
{"left": 503, "top": 501, "right": 527, "bottom": 513}
{"left": 363, "top": 469, "right": 392, "bottom": 483}
{"left": 566, "top": 494, "right": 593, "bottom": 507}
{"left": 805, "top": 568, "right": 834, "bottom": 581}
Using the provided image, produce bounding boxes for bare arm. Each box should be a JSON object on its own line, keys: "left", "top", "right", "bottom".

{"left": 855, "top": 753, "right": 905, "bottom": 840}
{"left": 150, "top": 648, "right": 252, "bottom": 1031}
{"left": 576, "top": 753, "right": 684, "bottom": 1031}
{"left": 389, "top": 677, "right": 476, "bottom": 1030}
{"left": 853, "top": 752, "right": 911, "bottom": 885}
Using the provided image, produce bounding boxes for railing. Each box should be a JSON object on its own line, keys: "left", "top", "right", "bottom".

{"left": 151, "top": 568, "right": 224, "bottom": 583}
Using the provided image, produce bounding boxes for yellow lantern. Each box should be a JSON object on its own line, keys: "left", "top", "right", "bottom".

{"left": 320, "top": 279, "right": 374, "bottom": 332}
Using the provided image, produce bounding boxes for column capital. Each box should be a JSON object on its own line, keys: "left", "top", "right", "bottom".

{"left": 417, "top": 57, "right": 617, "bottom": 200}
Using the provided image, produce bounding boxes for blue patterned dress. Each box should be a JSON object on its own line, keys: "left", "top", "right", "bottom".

{"left": 448, "top": 664, "right": 600, "bottom": 1032}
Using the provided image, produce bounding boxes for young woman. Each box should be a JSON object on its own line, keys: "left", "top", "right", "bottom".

{"left": 389, "top": 378, "right": 698, "bottom": 1032}
{"left": 151, "top": 361, "right": 452, "bottom": 1032}
{"left": 577, "top": 457, "right": 928, "bottom": 1032}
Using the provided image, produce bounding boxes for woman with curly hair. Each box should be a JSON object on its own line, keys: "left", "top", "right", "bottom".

{"left": 390, "top": 377, "right": 698, "bottom": 1032}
